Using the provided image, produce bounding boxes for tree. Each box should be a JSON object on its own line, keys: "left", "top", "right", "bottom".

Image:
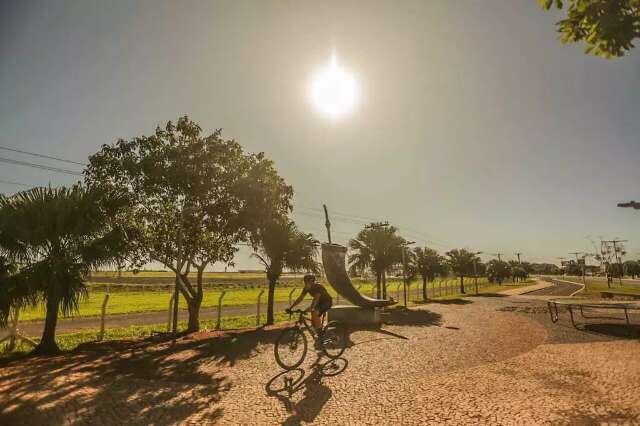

{"left": 410, "top": 247, "right": 447, "bottom": 300}
{"left": 0, "top": 186, "right": 129, "bottom": 354}
{"left": 623, "top": 260, "right": 640, "bottom": 278}
{"left": 486, "top": 259, "right": 511, "bottom": 284}
{"left": 251, "top": 218, "right": 318, "bottom": 325}
{"left": 85, "top": 116, "right": 291, "bottom": 332}
{"left": 348, "top": 223, "right": 404, "bottom": 299}
{"left": 540, "top": 0, "right": 640, "bottom": 58}
{"left": 445, "top": 249, "right": 476, "bottom": 294}
{"left": 512, "top": 266, "right": 528, "bottom": 282}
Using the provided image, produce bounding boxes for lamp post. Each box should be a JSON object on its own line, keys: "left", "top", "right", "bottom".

{"left": 401, "top": 240, "right": 416, "bottom": 308}
{"left": 473, "top": 252, "right": 483, "bottom": 295}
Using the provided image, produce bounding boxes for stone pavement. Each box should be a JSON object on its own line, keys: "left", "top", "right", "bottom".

{"left": 0, "top": 297, "right": 639, "bottom": 425}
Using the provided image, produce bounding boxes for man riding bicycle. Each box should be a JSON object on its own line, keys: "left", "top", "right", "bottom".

{"left": 287, "top": 274, "right": 333, "bottom": 335}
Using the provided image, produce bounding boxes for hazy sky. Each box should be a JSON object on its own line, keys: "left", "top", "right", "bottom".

{"left": 1, "top": 0, "right": 639, "bottom": 268}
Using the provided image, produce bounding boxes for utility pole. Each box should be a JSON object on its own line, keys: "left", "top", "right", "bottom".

{"left": 557, "top": 257, "right": 566, "bottom": 276}
{"left": 514, "top": 252, "right": 522, "bottom": 264}
{"left": 473, "top": 252, "right": 483, "bottom": 294}
{"left": 492, "top": 253, "right": 503, "bottom": 262}
{"left": 322, "top": 204, "right": 332, "bottom": 244}
{"left": 569, "top": 252, "right": 583, "bottom": 281}
{"left": 603, "top": 239, "right": 627, "bottom": 286}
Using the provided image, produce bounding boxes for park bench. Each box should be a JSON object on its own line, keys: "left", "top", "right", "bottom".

{"left": 547, "top": 299, "right": 640, "bottom": 329}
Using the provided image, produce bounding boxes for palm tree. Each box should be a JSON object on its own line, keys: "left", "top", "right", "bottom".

{"left": 410, "top": 247, "right": 447, "bottom": 300}
{"left": 348, "top": 223, "right": 404, "bottom": 299}
{"left": 445, "top": 249, "right": 476, "bottom": 294}
{"left": 486, "top": 259, "right": 510, "bottom": 285}
{"left": 251, "top": 217, "right": 318, "bottom": 325}
{"left": 0, "top": 186, "right": 129, "bottom": 354}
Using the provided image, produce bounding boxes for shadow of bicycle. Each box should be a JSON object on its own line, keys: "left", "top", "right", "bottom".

{"left": 265, "top": 356, "right": 348, "bottom": 425}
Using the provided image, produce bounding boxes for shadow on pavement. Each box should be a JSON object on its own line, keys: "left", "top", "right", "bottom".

{"left": 413, "top": 298, "right": 473, "bottom": 305}
{"left": 582, "top": 323, "right": 640, "bottom": 339}
{"left": 266, "top": 356, "right": 348, "bottom": 425}
{"left": 0, "top": 325, "right": 293, "bottom": 425}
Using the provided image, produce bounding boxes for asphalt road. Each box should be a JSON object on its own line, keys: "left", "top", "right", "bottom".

{"left": 524, "top": 280, "right": 583, "bottom": 296}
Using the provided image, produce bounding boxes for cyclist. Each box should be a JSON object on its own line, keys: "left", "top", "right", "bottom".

{"left": 287, "top": 274, "right": 333, "bottom": 335}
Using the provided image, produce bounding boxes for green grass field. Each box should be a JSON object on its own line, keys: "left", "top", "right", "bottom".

{"left": 19, "top": 277, "right": 496, "bottom": 321}
{"left": 560, "top": 276, "right": 640, "bottom": 297}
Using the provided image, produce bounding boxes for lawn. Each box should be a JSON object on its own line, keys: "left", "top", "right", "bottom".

{"left": 18, "top": 277, "right": 490, "bottom": 321}
{"left": 555, "top": 276, "right": 640, "bottom": 298}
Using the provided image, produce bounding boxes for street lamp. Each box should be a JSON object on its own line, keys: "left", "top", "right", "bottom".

{"left": 401, "top": 240, "right": 416, "bottom": 308}
{"left": 473, "top": 252, "right": 483, "bottom": 295}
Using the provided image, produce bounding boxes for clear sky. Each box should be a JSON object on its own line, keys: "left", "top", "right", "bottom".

{"left": 1, "top": 0, "right": 639, "bottom": 268}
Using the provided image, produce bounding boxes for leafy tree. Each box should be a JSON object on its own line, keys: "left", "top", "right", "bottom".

{"left": 85, "top": 117, "right": 291, "bottom": 332}
{"left": 623, "top": 260, "right": 640, "bottom": 278}
{"left": 540, "top": 0, "right": 640, "bottom": 58}
{"left": 486, "top": 259, "right": 511, "bottom": 284}
{"left": 512, "top": 266, "right": 528, "bottom": 282}
{"left": 0, "top": 186, "right": 129, "bottom": 354}
{"left": 445, "top": 249, "right": 476, "bottom": 294}
{"left": 410, "top": 247, "right": 447, "bottom": 300}
{"left": 348, "top": 223, "right": 404, "bottom": 299}
{"left": 251, "top": 218, "right": 318, "bottom": 325}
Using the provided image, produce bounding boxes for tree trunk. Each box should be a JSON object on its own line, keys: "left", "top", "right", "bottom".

{"left": 266, "top": 276, "right": 277, "bottom": 325}
{"left": 376, "top": 272, "right": 382, "bottom": 299}
{"left": 422, "top": 275, "right": 428, "bottom": 300}
{"left": 382, "top": 272, "right": 387, "bottom": 299}
{"left": 186, "top": 298, "right": 201, "bottom": 332}
{"left": 459, "top": 275, "right": 465, "bottom": 294}
{"left": 33, "top": 293, "right": 61, "bottom": 355}
{"left": 185, "top": 267, "right": 206, "bottom": 333}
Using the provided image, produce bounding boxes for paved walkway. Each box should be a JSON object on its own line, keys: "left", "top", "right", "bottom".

{"left": 499, "top": 280, "right": 554, "bottom": 296}
{"left": 1, "top": 297, "right": 638, "bottom": 425}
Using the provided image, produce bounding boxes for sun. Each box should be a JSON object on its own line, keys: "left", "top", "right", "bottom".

{"left": 310, "top": 53, "right": 359, "bottom": 119}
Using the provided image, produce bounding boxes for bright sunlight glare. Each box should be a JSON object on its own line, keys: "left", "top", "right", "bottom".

{"left": 310, "top": 52, "right": 359, "bottom": 119}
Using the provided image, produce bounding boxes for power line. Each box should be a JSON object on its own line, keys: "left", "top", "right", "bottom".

{"left": 0, "top": 145, "right": 87, "bottom": 166}
{"left": 0, "top": 179, "right": 35, "bottom": 188}
{"left": 0, "top": 156, "right": 83, "bottom": 176}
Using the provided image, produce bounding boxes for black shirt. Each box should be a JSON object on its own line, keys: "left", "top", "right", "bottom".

{"left": 303, "top": 283, "right": 331, "bottom": 301}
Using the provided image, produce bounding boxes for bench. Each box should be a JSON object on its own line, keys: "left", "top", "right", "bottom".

{"left": 600, "top": 292, "right": 640, "bottom": 300}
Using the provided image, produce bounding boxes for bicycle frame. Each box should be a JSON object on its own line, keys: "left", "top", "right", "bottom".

{"left": 291, "top": 310, "right": 325, "bottom": 338}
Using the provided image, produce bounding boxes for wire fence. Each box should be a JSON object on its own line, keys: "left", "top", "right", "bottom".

{"left": 1, "top": 276, "right": 505, "bottom": 352}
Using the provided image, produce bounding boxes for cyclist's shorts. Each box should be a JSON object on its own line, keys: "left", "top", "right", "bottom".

{"left": 314, "top": 297, "right": 333, "bottom": 315}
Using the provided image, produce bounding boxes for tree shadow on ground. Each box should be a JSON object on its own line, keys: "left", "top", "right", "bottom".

{"left": 0, "top": 325, "right": 291, "bottom": 425}
{"left": 265, "top": 355, "right": 348, "bottom": 426}
{"left": 582, "top": 323, "right": 640, "bottom": 339}
{"left": 380, "top": 306, "right": 443, "bottom": 326}
{"left": 413, "top": 298, "right": 473, "bottom": 305}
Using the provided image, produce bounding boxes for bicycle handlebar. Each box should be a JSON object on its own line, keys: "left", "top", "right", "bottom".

{"left": 286, "top": 308, "right": 308, "bottom": 314}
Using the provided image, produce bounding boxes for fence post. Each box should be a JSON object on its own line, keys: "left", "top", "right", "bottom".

{"left": 288, "top": 288, "right": 296, "bottom": 318}
{"left": 98, "top": 294, "right": 110, "bottom": 341}
{"left": 167, "top": 294, "right": 175, "bottom": 332}
{"left": 7, "top": 305, "right": 19, "bottom": 351}
{"left": 215, "top": 291, "right": 226, "bottom": 330}
{"left": 256, "top": 290, "right": 265, "bottom": 326}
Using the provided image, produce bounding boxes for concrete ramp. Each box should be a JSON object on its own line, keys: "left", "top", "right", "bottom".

{"left": 321, "top": 243, "right": 397, "bottom": 308}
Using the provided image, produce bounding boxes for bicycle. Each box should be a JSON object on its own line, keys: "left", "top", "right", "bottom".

{"left": 274, "top": 309, "right": 347, "bottom": 370}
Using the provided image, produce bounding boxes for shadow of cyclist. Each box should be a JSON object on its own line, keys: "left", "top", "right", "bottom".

{"left": 265, "top": 356, "right": 348, "bottom": 425}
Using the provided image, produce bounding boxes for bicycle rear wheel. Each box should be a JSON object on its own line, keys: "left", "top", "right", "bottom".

{"left": 275, "top": 327, "right": 308, "bottom": 370}
{"left": 321, "top": 321, "right": 347, "bottom": 359}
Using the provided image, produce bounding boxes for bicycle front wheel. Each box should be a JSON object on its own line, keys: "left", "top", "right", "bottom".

{"left": 275, "top": 327, "right": 308, "bottom": 370}
{"left": 321, "top": 321, "right": 347, "bottom": 359}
